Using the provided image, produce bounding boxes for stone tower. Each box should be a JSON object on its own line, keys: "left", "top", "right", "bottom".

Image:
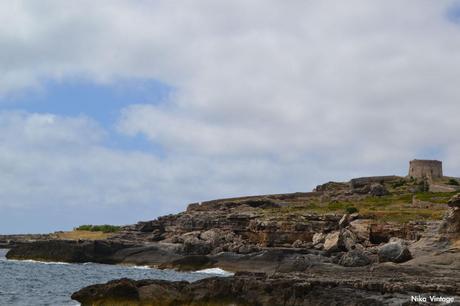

{"left": 408, "top": 159, "right": 443, "bottom": 180}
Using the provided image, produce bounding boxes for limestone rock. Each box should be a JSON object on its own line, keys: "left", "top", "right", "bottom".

{"left": 339, "top": 250, "right": 371, "bottom": 267}
{"left": 348, "top": 219, "right": 372, "bottom": 243}
{"left": 323, "top": 231, "right": 343, "bottom": 253}
{"left": 342, "top": 229, "right": 358, "bottom": 251}
{"left": 312, "top": 233, "right": 326, "bottom": 246}
{"left": 292, "top": 239, "right": 307, "bottom": 248}
{"left": 378, "top": 241, "right": 412, "bottom": 263}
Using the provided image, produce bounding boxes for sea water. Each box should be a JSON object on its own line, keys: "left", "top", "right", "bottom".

{"left": 0, "top": 249, "right": 230, "bottom": 306}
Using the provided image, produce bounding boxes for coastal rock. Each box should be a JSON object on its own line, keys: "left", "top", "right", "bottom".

{"left": 342, "top": 229, "right": 358, "bottom": 251}
{"left": 312, "top": 232, "right": 326, "bottom": 246}
{"left": 5, "top": 240, "right": 132, "bottom": 264}
{"left": 348, "top": 219, "right": 371, "bottom": 243}
{"left": 179, "top": 236, "right": 213, "bottom": 255}
{"left": 276, "top": 254, "right": 327, "bottom": 272}
{"left": 238, "top": 244, "right": 260, "bottom": 254}
{"left": 323, "top": 231, "right": 343, "bottom": 253}
{"left": 378, "top": 241, "right": 412, "bottom": 263}
{"left": 338, "top": 250, "right": 371, "bottom": 267}
{"left": 158, "top": 255, "right": 216, "bottom": 271}
{"left": 72, "top": 269, "right": 460, "bottom": 306}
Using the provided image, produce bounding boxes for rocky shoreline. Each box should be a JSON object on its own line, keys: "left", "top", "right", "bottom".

{"left": 5, "top": 176, "right": 460, "bottom": 305}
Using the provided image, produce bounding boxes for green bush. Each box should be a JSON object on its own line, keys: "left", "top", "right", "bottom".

{"left": 75, "top": 224, "right": 92, "bottom": 231}
{"left": 447, "top": 178, "right": 459, "bottom": 186}
{"left": 75, "top": 224, "right": 121, "bottom": 233}
{"left": 345, "top": 206, "right": 359, "bottom": 214}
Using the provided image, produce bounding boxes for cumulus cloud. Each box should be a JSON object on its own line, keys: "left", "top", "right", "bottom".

{"left": 1, "top": 1, "right": 460, "bottom": 231}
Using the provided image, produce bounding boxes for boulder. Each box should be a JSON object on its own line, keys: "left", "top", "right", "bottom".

{"left": 339, "top": 250, "right": 371, "bottom": 267}
{"left": 291, "top": 239, "right": 307, "bottom": 248}
{"left": 323, "top": 231, "right": 343, "bottom": 253}
{"left": 378, "top": 241, "right": 412, "bottom": 263}
{"left": 342, "top": 229, "right": 358, "bottom": 251}
{"left": 312, "top": 233, "right": 326, "bottom": 246}
{"left": 348, "top": 219, "right": 372, "bottom": 243}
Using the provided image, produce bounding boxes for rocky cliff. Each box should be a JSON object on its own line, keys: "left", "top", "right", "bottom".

{"left": 5, "top": 176, "right": 460, "bottom": 305}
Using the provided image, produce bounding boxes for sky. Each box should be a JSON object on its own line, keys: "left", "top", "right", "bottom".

{"left": 1, "top": 1, "right": 460, "bottom": 233}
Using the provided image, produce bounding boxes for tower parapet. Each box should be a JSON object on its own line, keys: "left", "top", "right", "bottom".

{"left": 408, "top": 159, "right": 443, "bottom": 180}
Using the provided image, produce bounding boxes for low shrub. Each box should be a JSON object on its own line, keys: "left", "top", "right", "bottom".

{"left": 447, "top": 178, "right": 459, "bottom": 186}
{"left": 345, "top": 206, "right": 359, "bottom": 214}
{"left": 391, "top": 179, "right": 406, "bottom": 188}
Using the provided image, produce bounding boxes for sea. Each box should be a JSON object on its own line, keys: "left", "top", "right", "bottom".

{"left": 0, "top": 249, "right": 232, "bottom": 306}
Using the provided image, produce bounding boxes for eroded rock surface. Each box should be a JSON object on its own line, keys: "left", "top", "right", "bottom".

{"left": 72, "top": 267, "right": 460, "bottom": 306}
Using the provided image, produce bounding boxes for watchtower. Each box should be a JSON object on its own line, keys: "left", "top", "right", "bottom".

{"left": 408, "top": 159, "right": 443, "bottom": 180}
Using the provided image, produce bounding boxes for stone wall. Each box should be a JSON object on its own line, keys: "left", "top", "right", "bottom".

{"left": 408, "top": 159, "right": 443, "bottom": 179}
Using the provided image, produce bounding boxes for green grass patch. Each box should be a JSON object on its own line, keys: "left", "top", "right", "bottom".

{"left": 75, "top": 224, "right": 121, "bottom": 233}
{"left": 414, "top": 192, "right": 456, "bottom": 204}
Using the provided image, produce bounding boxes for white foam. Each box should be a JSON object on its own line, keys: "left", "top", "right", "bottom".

{"left": 132, "top": 265, "right": 152, "bottom": 270}
{"left": 7, "top": 259, "right": 70, "bottom": 265}
{"left": 193, "top": 268, "right": 234, "bottom": 276}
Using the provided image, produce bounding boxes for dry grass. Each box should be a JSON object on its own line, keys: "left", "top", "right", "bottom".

{"left": 52, "top": 230, "right": 114, "bottom": 240}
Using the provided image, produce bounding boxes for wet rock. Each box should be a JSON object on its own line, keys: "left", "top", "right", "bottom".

{"left": 378, "top": 241, "right": 412, "bottom": 263}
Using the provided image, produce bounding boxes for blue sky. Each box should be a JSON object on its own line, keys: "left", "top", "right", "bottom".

{"left": 1, "top": 79, "right": 171, "bottom": 153}
{"left": 1, "top": 1, "right": 460, "bottom": 233}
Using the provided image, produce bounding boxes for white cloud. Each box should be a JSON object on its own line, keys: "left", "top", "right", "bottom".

{"left": 1, "top": 1, "right": 460, "bottom": 231}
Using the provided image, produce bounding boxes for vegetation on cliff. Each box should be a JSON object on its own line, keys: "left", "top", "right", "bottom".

{"left": 75, "top": 224, "right": 121, "bottom": 233}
